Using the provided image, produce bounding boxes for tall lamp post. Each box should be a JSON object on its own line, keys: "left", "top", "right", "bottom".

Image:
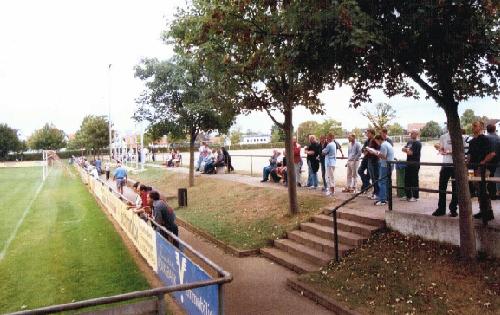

{"left": 108, "top": 64, "right": 112, "bottom": 161}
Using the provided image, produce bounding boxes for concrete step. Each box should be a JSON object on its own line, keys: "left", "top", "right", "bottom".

{"left": 260, "top": 247, "right": 321, "bottom": 274}
{"left": 287, "top": 230, "right": 352, "bottom": 256}
{"left": 312, "top": 214, "right": 381, "bottom": 237}
{"left": 337, "top": 210, "right": 386, "bottom": 228}
{"left": 300, "top": 222, "right": 367, "bottom": 246}
{"left": 274, "top": 239, "right": 333, "bottom": 265}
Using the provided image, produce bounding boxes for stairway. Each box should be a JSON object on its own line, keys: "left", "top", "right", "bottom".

{"left": 261, "top": 208, "right": 385, "bottom": 273}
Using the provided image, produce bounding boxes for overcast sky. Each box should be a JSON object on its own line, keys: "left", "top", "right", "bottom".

{"left": 0, "top": 0, "right": 497, "bottom": 140}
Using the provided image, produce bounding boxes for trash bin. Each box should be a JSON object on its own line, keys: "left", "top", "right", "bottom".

{"left": 396, "top": 165, "right": 406, "bottom": 198}
{"left": 178, "top": 188, "right": 188, "bottom": 207}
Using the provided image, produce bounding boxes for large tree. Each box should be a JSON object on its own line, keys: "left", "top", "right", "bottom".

{"left": 420, "top": 121, "right": 443, "bottom": 138}
{"left": 460, "top": 109, "right": 489, "bottom": 135}
{"left": 0, "top": 123, "right": 20, "bottom": 159}
{"left": 170, "top": 0, "right": 337, "bottom": 214}
{"left": 361, "top": 103, "right": 397, "bottom": 132}
{"left": 134, "top": 56, "right": 235, "bottom": 187}
{"left": 73, "top": 115, "right": 110, "bottom": 157}
{"left": 295, "top": 0, "right": 499, "bottom": 258}
{"left": 27, "top": 123, "right": 66, "bottom": 150}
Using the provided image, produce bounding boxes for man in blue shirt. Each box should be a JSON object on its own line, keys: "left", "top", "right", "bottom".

{"left": 113, "top": 161, "right": 128, "bottom": 195}
{"left": 372, "top": 135, "right": 394, "bottom": 206}
{"left": 322, "top": 133, "right": 337, "bottom": 196}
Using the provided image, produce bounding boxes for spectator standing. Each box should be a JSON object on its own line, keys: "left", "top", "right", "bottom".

{"left": 332, "top": 134, "right": 344, "bottom": 158}
{"left": 381, "top": 128, "right": 394, "bottom": 146}
{"left": 196, "top": 142, "right": 207, "bottom": 171}
{"left": 113, "top": 161, "right": 128, "bottom": 195}
{"left": 366, "top": 129, "right": 380, "bottom": 200}
{"left": 468, "top": 121, "right": 495, "bottom": 222}
{"left": 261, "top": 150, "right": 280, "bottom": 182}
{"left": 293, "top": 137, "right": 302, "bottom": 187}
{"left": 95, "top": 157, "right": 102, "bottom": 174}
{"left": 104, "top": 161, "right": 111, "bottom": 180}
{"left": 358, "top": 132, "right": 371, "bottom": 193}
{"left": 485, "top": 124, "right": 499, "bottom": 199}
{"left": 402, "top": 130, "right": 422, "bottom": 201}
{"left": 322, "top": 133, "right": 337, "bottom": 196}
{"left": 221, "top": 147, "right": 234, "bottom": 172}
{"left": 432, "top": 131, "right": 459, "bottom": 217}
{"left": 305, "top": 135, "right": 321, "bottom": 189}
{"left": 371, "top": 135, "right": 394, "bottom": 206}
{"left": 319, "top": 135, "right": 328, "bottom": 191}
{"left": 148, "top": 191, "right": 179, "bottom": 246}
{"left": 344, "top": 134, "right": 362, "bottom": 193}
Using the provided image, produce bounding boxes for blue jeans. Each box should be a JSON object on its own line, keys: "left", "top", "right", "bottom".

{"left": 367, "top": 159, "right": 379, "bottom": 195}
{"left": 307, "top": 160, "right": 318, "bottom": 187}
{"left": 263, "top": 166, "right": 274, "bottom": 180}
{"left": 377, "top": 165, "right": 392, "bottom": 202}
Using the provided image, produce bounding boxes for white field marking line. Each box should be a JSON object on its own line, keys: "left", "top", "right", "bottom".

{"left": 0, "top": 169, "right": 49, "bottom": 262}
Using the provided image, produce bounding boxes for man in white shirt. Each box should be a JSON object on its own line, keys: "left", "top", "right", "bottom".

{"left": 196, "top": 142, "right": 207, "bottom": 171}
{"left": 344, "top": 134, "right": 362, "bottom": 193}
{"left": 432, "top": 131, "right": 458, "bottom": 217}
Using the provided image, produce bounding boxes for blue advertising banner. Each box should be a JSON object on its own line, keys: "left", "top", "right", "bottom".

{"left": 156, "top": 233, "right": 219, "bottom": 315}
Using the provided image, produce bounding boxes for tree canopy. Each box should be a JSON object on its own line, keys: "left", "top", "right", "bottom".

{"left": 361, "top": 103, "right": 397, "bottom": 132}
{"left": 169, "top": 0, "right": 345, "bottom": 213}
{"left": 134, "top": 56, "right": 236, "bottom": 186}
{"left": 420, "top": 121, "right": 443, "bottom": 138}
{"left": 69, "top": 115, "right": 109, "bottom": 154}
{"left": 27, "top": 123, "right": 66, "bottom": 150}
{"left": 294, "top": 0, "right": 499, "bottom": 259}
{"left": 460, "top": 109, "right": 489, "bottom": 135}
{"left": 0, "top": 123, "right": 20, "bottom": 159}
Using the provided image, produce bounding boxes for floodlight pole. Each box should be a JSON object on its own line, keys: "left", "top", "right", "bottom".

{"left": 140, "top": 124, "right": 144, "bottom": 170}
{"left": 108, "top": 64, "right": 112, "bottom": 162}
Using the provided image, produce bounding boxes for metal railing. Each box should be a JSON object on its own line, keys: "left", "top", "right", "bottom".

{"left": 324, "top": 175, "right": 389, "bottom": 263}
{"left": 12, "top": 165, "right": 233, "bottom": 315}
{"left": 386, "top": 160, "right": 498, "bottom": 213}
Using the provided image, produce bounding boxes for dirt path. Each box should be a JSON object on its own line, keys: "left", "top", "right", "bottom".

{"left": 104, "top": 175, "right": 335, "bottom": 315}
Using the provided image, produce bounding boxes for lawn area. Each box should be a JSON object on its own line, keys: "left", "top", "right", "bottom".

{"left": 0, "top": 167, "right": 42, "bottom": 247}
{"left": 131, "top": 167, "right": 331, "bottom": 250}
{"left": 298, "top": 231, "right": 499, "bottom": 315}
{"left": 0, "top": 164, "right": 150, "bottom": 313}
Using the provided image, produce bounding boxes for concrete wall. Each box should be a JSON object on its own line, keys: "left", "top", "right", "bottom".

{"left": 386, "top": 211, "right": 500, "bottom": 258}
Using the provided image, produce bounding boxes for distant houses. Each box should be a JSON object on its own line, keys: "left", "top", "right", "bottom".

{"left": 239, "top": 134, "right": 271, "bottom": 145}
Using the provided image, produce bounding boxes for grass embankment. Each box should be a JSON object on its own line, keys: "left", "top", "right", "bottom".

{"left": 0, "top": 165, "right": 149, "bottom": 313}
{"left": 133, "top": 167, "right": 331, "bottom": 250}
{"left": 298, "top": 231, "right": 499, "bottom": 315}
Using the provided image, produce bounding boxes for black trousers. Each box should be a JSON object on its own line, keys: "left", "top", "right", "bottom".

{"left": 437, "top": 166, "right": 458, "bottom": 212}
{"left": 404, "top": 165, "right": 420, "bottom": 199}
{"left": 358, "top": 158, "right": 370, "bottom": 190}
{"left": 487, "top": 166, "right": 497, "bottom": 200}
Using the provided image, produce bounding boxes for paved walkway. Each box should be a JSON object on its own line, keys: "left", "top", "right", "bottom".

{"left": 103, "top": 175, "right": 334, "bottom": 315}
{"left": 145, "top": 163, "right": 499, "bottom": 226}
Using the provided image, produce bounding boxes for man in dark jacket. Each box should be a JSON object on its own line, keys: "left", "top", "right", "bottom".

{"left": 305, "top": 135, "right": 322, "bottom": 189}
{"left": 148, "top": 191, "right": 179, "bottom": 246}
{"left": 468, "top": 121, "right": 496, "bottom": 222}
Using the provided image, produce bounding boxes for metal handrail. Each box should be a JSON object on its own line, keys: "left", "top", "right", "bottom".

{"left": 9, "top": 278, "right": 231, "bottom": 315}
{"left": 60, "top": 165, "right": 233, "bottom": 315}
{"left": 325, "top": 175, "right": 389, "bottom": 263}
{"left": 386, "top": 160, "right": 498, "bottom": 212}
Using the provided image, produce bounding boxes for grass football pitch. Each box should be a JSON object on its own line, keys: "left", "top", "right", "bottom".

{"left": 0, "top": 164, "right": 149, "bottom": 313}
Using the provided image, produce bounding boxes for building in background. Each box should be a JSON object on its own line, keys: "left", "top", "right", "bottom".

{"left": 239, "top": 134, "right": 271, "bottom": 145}
{"left": 407, "top": 123, "right": 426, "bottom": 132}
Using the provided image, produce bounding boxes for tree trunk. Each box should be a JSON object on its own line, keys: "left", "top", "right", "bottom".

{"left": 189, "top": 130, "right": 196, "bottom": 187}
{"left": 284, "top": 104, "right": 299, "bottom": 215}
{"left": 443, "top": 102, "right": 476, "bottom": 259}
